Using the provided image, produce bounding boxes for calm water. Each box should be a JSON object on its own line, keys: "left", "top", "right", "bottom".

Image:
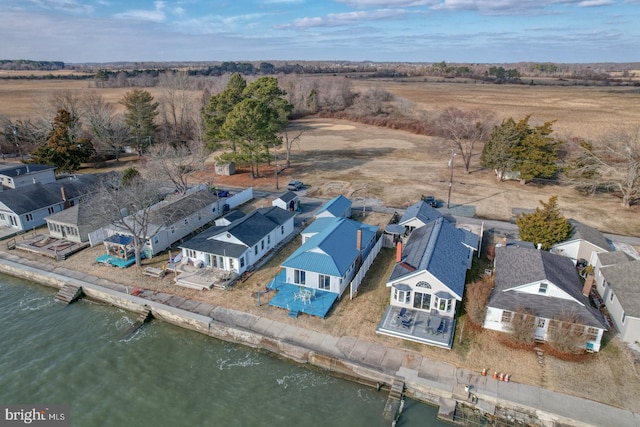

{"left": 0, "top": 274, "right": 449, "bottom": 427}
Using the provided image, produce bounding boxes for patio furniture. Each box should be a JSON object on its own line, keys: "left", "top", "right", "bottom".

{"left": 398, "top": 307, "right": 407, "bottom": 318}
{"left": 436, "top": 319, "right": 445, "bottom": 335}
{"left": 401, "top": 318, "right": 413, "bottom": 328}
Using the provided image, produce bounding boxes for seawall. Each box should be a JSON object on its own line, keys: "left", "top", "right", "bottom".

{"left": 1, "top": 254, "right": 638, "bottom": 427}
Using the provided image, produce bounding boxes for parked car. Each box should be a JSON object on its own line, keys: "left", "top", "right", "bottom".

{"left": 423, "top": 195, "right": 437, "bottom": 207}
{"left": 288, "top": 180, "right": 304, "bottom": 191}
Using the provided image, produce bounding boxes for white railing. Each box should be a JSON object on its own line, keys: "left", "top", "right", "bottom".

{"left": 349, "top": 236, "right": 383, "bottom": 299}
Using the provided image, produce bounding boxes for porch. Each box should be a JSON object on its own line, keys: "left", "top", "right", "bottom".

{"left": 13, "top": 232, "right": 89, "bottom": 260}
{"left": 267, "top": 270, "right": 338, "bottom": 318}
{"left": 376, "top": 305, "right": 456, "bottom": 349}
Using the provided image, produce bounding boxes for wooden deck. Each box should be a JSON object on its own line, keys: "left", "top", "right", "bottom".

{"left": 14, "top": 233, "right": 89, "bottom": 260}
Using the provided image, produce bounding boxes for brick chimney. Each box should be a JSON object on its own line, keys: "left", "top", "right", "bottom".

{"left": 396, "top": 241, "right": 402, "bottom": 263}
{"left": 583, "top": 274, "right": 595, "bottom": 297}
{"left": 356, "top": 228, "right": 362, "bottom": 251}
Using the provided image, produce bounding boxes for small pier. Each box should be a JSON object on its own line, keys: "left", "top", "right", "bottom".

{"left": 383, "top": 379, "right": 405, "bottom": 422}
{"left": 55, "top": 284, "right": 83, "bottom": 304}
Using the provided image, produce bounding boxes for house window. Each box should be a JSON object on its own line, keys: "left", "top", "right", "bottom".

{"left": 171, "top": 226, "right": 175, "bottom": 234}
{"left": 294, "top": 270, "right": 306, "bottom": 285}
{"left": 501, "top": 311, "right": 513, "bottom": 323}
{"left": 254, "top": 246, "right": 258, "bottom": 255}
{"left": 267, "top": 234, "right": 271, "bottom": 245}
{"left": 538, "top": 283, "right": 548, "bottom": 294}
{"left": 586, "top": 327, "right": 598, "bottom": 342}
{"left": 416, "top": 281, "right": 431, "bottom": 289}
{"left": 413, "top": 292, "right": 431, "bottom": 310}
{"left": 261, "top": 239, "right": 264, "bottom": 250}
{"left": 281, "top": 226, "right": 284, "bottom": 235}
{"left": 25, "top": 213, "right": 33, "bottom": 222}
{"left": 319, "top": 274, "right": 330, "bottom": 290}
{"left": 48, "top": 207, "right": 55, "bottom": 214}
{"left": 393, "top": 288, "right": 410, "bottom": 304}
{"left": 154, "top": 236, "right": 159, "bottom": 244}
{"left": 622, "top": 312, "right": 626, "bottom": 324}
{"left": 69, "top": 200, "right": 75, "bottom": 207}
{"left": 0, "top": 213, "right": 4, "bottom": 220}
{"left": 434, "top": 295, "right": 452, "bottom": 312}
{"left": 240, "top": 257, "right": 245, "bottom": 269}
{"left": 610, "top": 292, "right": 615, "bottom": 302}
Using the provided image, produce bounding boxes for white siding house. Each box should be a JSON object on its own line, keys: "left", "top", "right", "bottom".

{"left": 550, "top": 219, "right": 610, "bottom": 265}
{"left": 180, "top": 207, "right": 295, "bottom": 275}
{"left": 0, "top": 164, "right": 56, "bottom": 189}
{"left": 484, "top": 246, "right": 608, "bottom": 352}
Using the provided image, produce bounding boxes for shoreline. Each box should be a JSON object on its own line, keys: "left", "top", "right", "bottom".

{"left": 1, "top": 251, "right": 638, "bottom": 427}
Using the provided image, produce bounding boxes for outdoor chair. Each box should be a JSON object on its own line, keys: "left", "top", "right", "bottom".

{"left": 401, "top": 318, "right": 413, "bottom": 328}
{"left": 398, "top": 307, "right": 407, "bottom": 318}
{"left": 436, "top": 319, "right": 445, "bottom": 335}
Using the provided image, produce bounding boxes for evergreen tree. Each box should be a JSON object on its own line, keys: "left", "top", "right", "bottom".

{"left": 32, "top": 109, "right": 94, "bottom": 173}
{"left": 119, "top": 89, "right": 159, "bottom": 153}
{"left": 201, "top": 73, "right": 246, "bottom": 150}
{"left": 516, "top": 195, "right": 573, "bottom": 250}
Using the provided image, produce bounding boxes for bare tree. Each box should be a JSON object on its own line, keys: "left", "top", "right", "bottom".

{"left": 85, "top": 172, "right": 161, "bottom": 267}
{"left": 437, "top": 107, "right": 495, "bottom": 174}
{"left": 281, "top": 128, "right": 303, "bottom": 168}
{"left": 565, "top": 126, "right": 640, "bottom": 208}
{"left": 546, "top": 311, "right": 590, "bottom": 354}
{"left": 81, "top": 92, "right": 129, "bottom": 160}
{"left": 158, "top": 71, "right": 198, "bottom": 143}
{"left": 143, "top": 140, "right": 208, "bottom": 195}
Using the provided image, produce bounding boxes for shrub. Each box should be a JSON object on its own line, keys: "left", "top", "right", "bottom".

{"left": 464, "top": 275, "right": 494, "bottom": 326}
{"left": 507, "top": 308, "right": 537, "bottom": 345}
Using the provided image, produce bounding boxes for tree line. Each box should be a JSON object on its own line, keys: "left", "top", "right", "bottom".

{"left": 0, "top": 69, "right": 637, "bottom": 207}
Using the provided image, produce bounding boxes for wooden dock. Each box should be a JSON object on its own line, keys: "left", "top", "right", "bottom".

{"left": 383, "top": 379, "right": 405, "bottom": 421}
{"left": 55, "top": 284, "right": 83, "bottom": 304}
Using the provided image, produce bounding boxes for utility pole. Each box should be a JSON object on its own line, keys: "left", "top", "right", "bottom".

{"left": 447, "top": 149, "right": 456, "bottom": 209}
{"left": 11, "top": 124, "right": 23, "bottom": 160}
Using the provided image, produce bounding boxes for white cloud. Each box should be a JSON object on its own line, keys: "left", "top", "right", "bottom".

{"left": 278, "top": 8, "right": 408, "bottom": 28}
{"left": 335, "top": 0, "right": 436, "bottom": 6}
{"left": 25, "top": 0, "right": 93, "bottom": 14}
{"left": 114, "top": 1, "right": 167, "bottom": 23}
{"left": 577, "top": 0, "right": 614, "bottom": 6}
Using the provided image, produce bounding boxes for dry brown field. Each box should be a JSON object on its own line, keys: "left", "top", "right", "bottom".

{"left": 1, "top": 78, "right": 640, "bottom": 413}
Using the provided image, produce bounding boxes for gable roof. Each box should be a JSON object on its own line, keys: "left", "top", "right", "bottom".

{"left": 600, "top": 260, "right": 640, "bottom": 318}
{"left": 0, "top": 174, "right": 103, "bottom": 215}
{"left": 145, "top": 190, "right": 217, "bottom": 231}
{"left": 217, "top": 210, "right": 246, "bottom": 224}
{"left": 555, "top": 219, "right": 610, "bottom": 252}
{"left": 45, "top": 202, "right": 108, "bottom": 229}
{"left": 316, "top": 195, "right": 351, "bottom": 217}
{"left": 180, "top": 207, "right": 295, "bottom": 257}
{"left": 389, "top": 217, "right": 473, "bottom": 299}
{"left": 490, "top": 246, "right": 607, "bottom": 328}
{"left": 275, "top": 191, "right": 298, "bottom": 203}
{"left": 282, "top": 217, "right": 377, "bottom": 276}
{"left": 398, "top": 200, "right": 442, "bottom": 227}
{"left": 596, "top": 250, "right": 634, "bottom": 267}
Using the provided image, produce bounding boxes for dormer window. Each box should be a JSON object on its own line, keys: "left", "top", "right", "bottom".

{"left": 539, "top": 283, "right": 548, "bottom": 294}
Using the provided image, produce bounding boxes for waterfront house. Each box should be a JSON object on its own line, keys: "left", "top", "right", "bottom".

{"left": 591, "top": 251, "right": 640, "bottom": 344}
{"left": 272, "top": 191, "right": 299, "bottom": 212}
{"left": 45, "top": 203, "right": 110, "bottom": 246}
{"left": 483, "top": 246, "right": 608, "bottom": 352}
{"left": 0, "top": 174, "right": 103, "bottom": 233}
{"left": 103, "top": 189, "right": 220, "bottom": 259}
{"left": 0, "top": 164, "right": 56, "bottom": 189}
{"left": 315, "top": 195, "right": 352, "bottom": 219}
{"left": 376, "top": 216, "right": 477, "bottom": 349}
{"left": 550, "top": 219, "right": 611, "bottom": 265}
{"left": 281, "top": 216, "right": 378, "bottom": 296}
{"left": 179, "top": 206, "right": 295, "bottom": 275}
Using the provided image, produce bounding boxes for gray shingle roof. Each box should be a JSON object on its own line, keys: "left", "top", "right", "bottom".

{"left": 398, "top": 200, "right": 442, "bottom": 227}
{"left": 148, "top": 190, "right": 218, "bottom": 227}
{"left": 179, "top": 225, "right": 247, "bottom": 258}
{"left": 0, "top": 174, "right": 103, "bottom": 215}
{"left": 562, "top": 219, "right": 611, "bottom": 251}
{"left": 389, "top": 217, "right": 473, "bottom": 299}
{"left": 596, "top": 251, "right": 634, "bottom": 266}
{"left": 276, "top": 191, "right": 298, "bottom": 203}
{"left": 490, "top": 246, "right": 607, "bottom": 328}
{"left": 0, "top": 163, "right": 55, "bottom": 178}
{"left": 600, "top": 260, "right": 640, "bottom": 318}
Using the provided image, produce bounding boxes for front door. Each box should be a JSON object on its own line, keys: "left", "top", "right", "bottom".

{"left": 535, "top": 318, "right": 546, "bottom": 340}
{"left": 413, "top": 292, "right": 431, "bottom": 310}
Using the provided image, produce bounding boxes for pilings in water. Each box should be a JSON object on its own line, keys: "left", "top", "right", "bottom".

{"left": 55, "top": 284, "right": 83, "bottom": 304}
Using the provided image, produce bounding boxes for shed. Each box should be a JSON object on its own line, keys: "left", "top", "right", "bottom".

{"left": 272, "top": 191, "right": 299, "bottom": 211}
{"left": 215, "top": 162, "right": 236, "bottom": 176}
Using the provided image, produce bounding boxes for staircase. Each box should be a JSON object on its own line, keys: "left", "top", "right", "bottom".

{"left": 383, "top": 379, "right": 405, "bottom": 421}
{"left": 55, "top": 284, "right": 83, "bottom": 304}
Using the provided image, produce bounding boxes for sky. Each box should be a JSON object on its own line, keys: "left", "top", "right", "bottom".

{"left": 1, "top": 0, "right": 639, "bottom": 64}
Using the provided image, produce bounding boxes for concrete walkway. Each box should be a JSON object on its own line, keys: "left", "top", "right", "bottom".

{"left": 1, "top": 250, "right": 638, "bottom": 427}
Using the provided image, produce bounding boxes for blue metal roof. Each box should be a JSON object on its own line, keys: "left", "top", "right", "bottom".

{"left": 105, "top": 234, "right": 133, "bottom": 245}
{"left": 316, "top": 195, "right": 352, "bottom": 217}
{"left": 283, "top": 217, "right": 378, "bottom": 276}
